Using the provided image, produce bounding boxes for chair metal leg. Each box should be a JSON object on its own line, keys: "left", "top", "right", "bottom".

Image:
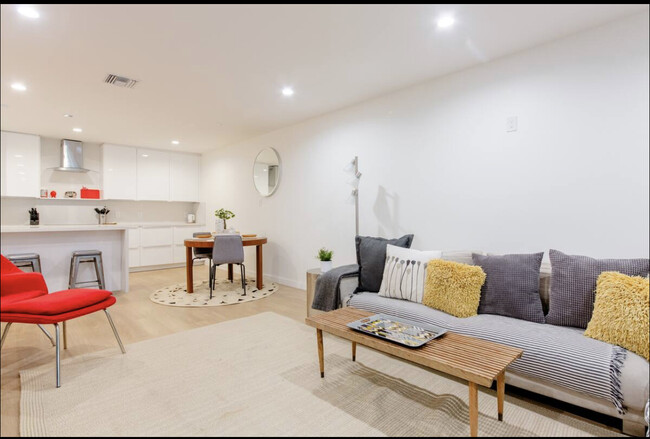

{"left": 103, "top": 309, "right": 126, "bottom": 354}
{"left": 62, "top": 321, "right": 68, "bottom": 349}
{"left": 240, "top": 264, "right": 246, "bottom": 296}
{"left": 209, "top": 264, "right": 214, "bottom": 299}
{"left": 54, "top": 323, "right": 61, "bottom": 388}
{"left": 1, "top": 322, "right": 12, "bottom": 349}
{"left": 37, "top": 324, "right": 56, "bottom": 347}
{"left": 208, "top": 260, "right": 213, "bottom": 290}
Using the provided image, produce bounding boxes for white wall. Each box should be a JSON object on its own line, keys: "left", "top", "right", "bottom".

{"left": 202, "top": 13, "right": 650, "bottom": 289}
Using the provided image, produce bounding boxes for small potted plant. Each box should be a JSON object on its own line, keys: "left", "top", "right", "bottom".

{"left": 214, "top": 208, "right": 235, "bottom": 233}
{"left": 316, "top": 247, "right": 334, "bottom": 273}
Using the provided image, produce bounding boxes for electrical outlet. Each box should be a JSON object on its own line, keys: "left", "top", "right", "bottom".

{"left": 506, "top": 116, "right": 518, "bottom": 132}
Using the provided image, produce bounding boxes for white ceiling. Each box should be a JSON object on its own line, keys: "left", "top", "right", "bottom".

{"left": 1, "top": 4, "right": 647, "bottom": 153}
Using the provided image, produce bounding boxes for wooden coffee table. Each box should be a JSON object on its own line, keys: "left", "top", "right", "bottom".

{"left": 305, "top": 308, "right": 523, "bottom": 437}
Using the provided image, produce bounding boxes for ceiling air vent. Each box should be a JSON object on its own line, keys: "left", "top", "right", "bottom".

{"left": 104, "top": 74, "right": 138, "bottom": 88}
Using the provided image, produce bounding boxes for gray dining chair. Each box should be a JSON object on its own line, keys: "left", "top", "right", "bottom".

{"left": 192, "top": 232, "right": 212, "bottom": 260}
{"left": 192, "top": 231, "right": 213, "bottom": 283}
{"left": 210, "top": 234, "right": 246, "bottom": 299}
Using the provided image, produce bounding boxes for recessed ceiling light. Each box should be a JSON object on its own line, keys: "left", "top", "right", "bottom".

{"left": 171, "top": 140, "right": 180, "bottom": 145}
{"left": 17, "top": 5, "right": 39, "bottom": 19}
{"left": 64, "top": 114, "right": 73, "bottom": 118}
{"left": 436, "top": 15, "right": 455, "bottom": 29}
{"left": 11, "top": 83, "right": 27, "bottom": 91}
{"left": 72, "top": 128, "right": 82, "bottom": 133}
{"left": 142, "top": 154, "right": 149, "bottom": 158}
{"left": 281, "top": 87, "right": 294, "bottom": 97}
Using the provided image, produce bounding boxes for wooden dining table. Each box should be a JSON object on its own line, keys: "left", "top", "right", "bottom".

{"left": 184, "top": 236, "right": 268, "bottom": 293}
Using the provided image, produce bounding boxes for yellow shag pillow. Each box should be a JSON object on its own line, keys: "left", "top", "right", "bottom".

{"left": 422, "top": 259, "right": 486, "bottom": 318}
{"left": 584, "top": 271, "right": 649, "bottom": 361}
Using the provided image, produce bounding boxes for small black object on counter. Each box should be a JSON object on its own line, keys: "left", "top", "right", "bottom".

{"left": 94, "top": 206, "right": 110, "bottom": 224}
{"left": 29, "top": 208, "right": 39, "bottom": 226}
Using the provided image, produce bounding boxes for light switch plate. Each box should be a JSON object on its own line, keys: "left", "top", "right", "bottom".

{"left": 506, "top": 116, "right": 518, "bottom": 132}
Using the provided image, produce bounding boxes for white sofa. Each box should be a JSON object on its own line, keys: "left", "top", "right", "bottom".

{"left": 336, "top": 250, "right": 649, "bottom": 436}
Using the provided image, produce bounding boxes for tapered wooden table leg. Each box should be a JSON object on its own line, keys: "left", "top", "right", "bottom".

{"left": 185, "top": 246, "right": 194, "bottom": 293}
{"left": 317, "top": 329, "right": 324, "bottom": 378}
{"left": 352, "top": 342, "right": 357, "bottom": 361}
{"left": 256, "top": 244, "right": 263, "bottom": 290}
{"left": 497, "top": 371, "right": 505, "bottom": 421}
{"left": 469, "top": 381, "right": 478, "bottom": 437}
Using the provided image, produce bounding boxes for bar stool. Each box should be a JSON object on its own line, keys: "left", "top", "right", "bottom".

{"left": 6, "top": 253, "right": 42, "bottom": 273}
{"left": 69, "top": 250, "right": 106, "bottom": 290}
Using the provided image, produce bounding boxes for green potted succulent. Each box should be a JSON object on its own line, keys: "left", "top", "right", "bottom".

{"left": 214, "top": 208, "right": 235, "bottom": 233}
{"left": 316, "top": 247, "right": 334, "bottom": 273}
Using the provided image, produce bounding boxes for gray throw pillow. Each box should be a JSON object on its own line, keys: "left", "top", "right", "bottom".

{"left": 355, "top": 235, "right": 413, "bottom": 293}
{"left": 473, "top": 252, "right": 546, "bottom": 323}
{"left": 546, "top": 249, "right": 649, "bottom": 328}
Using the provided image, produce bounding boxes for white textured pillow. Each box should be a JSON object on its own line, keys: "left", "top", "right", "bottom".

{"left": 378, "top": 244, "right": 442, "bottom": 303}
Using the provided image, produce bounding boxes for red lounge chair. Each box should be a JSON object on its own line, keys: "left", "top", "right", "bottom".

{"left": 0, "top": 255, "right": 125, "bottom": 387}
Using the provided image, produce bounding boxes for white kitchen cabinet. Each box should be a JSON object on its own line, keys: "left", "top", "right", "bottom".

{"left": 141, "top": 227, "right": 173, "bottom": 247}
{"left": 129, "top": 248, "right": 141, "bottom": 268}
{"left": 173, "top": 226, "right": 207, "bottom": 263}
{"left": 127, "top": 228, "right": 140, "bottom": 248}
{"left": 1, "top": 131, "right": 41, "bottom": 197}
{"left": 137, "top": 148, "right": 170, "bottom": 201}
{"left": 128, "top": 225, "right": 208, "bottom": 269}
{"left": 139, "top": 226, "right": 173, "bottom": 266}
{"left": 170, "top": 152, "right": 200, "bottom": 202}
{"left": 102, "top": 144, "right": 137, "bottom": 200}
{"left": 140, "top": 246, "right": 173, "bottom": 266}
{"left": 127, "top": 228, "right": 140, "bottom": 268}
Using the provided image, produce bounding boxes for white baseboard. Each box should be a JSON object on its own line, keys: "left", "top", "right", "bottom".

{"left": 212, "top": 265, "right": 304, "bottom": 290}
{"left": 131, "top": 262, "right": 304, "bottom": 290}
{"left": 129, "top": 260, "right": 204, "bottom": 273}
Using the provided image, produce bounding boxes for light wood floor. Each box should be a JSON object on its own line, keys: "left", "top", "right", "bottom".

{"left": 0, "top": 266, "right": 304, "bottom": 437}
{"left": 0, "top": 266, "right": 621, "bottom": 437}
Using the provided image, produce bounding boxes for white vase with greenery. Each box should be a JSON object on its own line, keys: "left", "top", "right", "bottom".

{"left": 317, "top": 247, "right": 334, "bottom": 273}
{"left": 214, "top": 208, "right": 235, "bottom": 234}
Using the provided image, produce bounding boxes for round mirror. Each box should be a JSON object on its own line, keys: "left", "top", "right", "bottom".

{"left": 253, "top": 147, "right": 281, "bottom": 196}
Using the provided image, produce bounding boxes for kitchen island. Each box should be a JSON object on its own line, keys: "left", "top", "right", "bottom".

{"left": 0, "top": 224, "right": 129, "bottom": 293}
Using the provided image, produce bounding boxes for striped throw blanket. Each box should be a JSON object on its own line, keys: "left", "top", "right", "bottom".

{"left": 348, "top": 293, "right": 627, "bottom": 414}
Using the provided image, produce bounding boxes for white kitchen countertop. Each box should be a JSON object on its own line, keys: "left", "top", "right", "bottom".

{"left": 0, "top": 224, "right": 129, "bottom": 233}
{"left": 0, "top": 222, "right": 206, "bottom": 233}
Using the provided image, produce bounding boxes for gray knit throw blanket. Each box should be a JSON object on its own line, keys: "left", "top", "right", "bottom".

{"left": 311, "top": 264, "right": 359, "bottom": 312}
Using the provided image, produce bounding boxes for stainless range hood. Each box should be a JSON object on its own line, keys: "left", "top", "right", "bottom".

{"left": 51, "top": 139, "right": 91, "bottom": 172}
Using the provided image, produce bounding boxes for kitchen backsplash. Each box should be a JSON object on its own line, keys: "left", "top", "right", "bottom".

{"left": 0, "top": 197, "right": 201, "bottom": 225}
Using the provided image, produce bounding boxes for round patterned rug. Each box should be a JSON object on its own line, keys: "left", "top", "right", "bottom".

{"left": 150, "top": 278, "right": 279, "bottom": 307}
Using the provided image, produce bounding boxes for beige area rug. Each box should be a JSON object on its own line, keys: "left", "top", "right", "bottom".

{"left": 20, "top": 312, "right": 623, "bottom": 437}
{"left": 149, "top": 278, "right": 279, "bottom": 307}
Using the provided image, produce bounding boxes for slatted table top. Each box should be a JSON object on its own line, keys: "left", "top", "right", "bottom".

{"left": 305, "top": 307, "right": 523, "bottom": 387}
